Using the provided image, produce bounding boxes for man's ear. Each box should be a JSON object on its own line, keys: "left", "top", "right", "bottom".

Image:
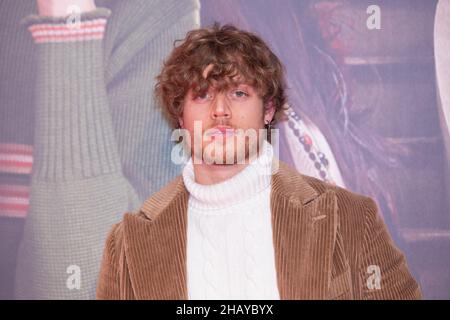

{"left": 264, "top": 100, "right": 276, "bottom": 123}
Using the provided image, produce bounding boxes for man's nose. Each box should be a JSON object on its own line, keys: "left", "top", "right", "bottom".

{"left": 210, "top": 93, "right": 231, "bottom": 120}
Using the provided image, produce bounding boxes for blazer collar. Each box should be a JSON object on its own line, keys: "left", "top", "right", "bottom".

{"left": 139, "top": 160, "right": 319, "bottom": 220}
{"left": 124, "top": 161, "right": 338, "bottom": 299}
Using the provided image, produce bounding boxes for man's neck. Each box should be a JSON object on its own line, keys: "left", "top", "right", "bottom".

{"left": 193, "top": 162, "right": 249, "bottom": 185}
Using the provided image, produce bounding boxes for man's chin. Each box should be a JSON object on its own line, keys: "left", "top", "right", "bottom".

{"left": 200, "top": 153, "right": 243, "bottom": 165}
{"left": 189, "top": 136, "right": 262, "bottom": 165}
{"left": 195, "top": 144, "right": 247, "bottom": 165}
{"left": 205, "top": 160, "right": 237, "bottom": 166}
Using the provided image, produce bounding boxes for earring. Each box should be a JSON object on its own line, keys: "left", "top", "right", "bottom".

{"left": 176, "top": 122, "right": 184, "bottom": 143}
{"left": 265, "top": 120, "right": 273, "bottom": 142}
{"left": 264, "top": 120, "right": 272, "bottom": 130}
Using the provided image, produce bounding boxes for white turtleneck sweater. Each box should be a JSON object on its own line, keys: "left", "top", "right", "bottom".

{"left": 182, "top": 141, "right": 280, "bottom": 300}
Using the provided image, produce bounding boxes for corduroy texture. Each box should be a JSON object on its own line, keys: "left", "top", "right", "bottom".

{"left": 11, "top": 0, "right": 200, "bottom": 299}
{"left": 96, "top": 161, "right": 422, "bottom": 300}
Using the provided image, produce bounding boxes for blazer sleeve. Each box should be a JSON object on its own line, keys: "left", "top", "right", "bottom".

{"left": 96, "top": 223, "right": 121, "bottom": 300}
{"left": 358, "top": 197, "right": 422, "bottom": 299}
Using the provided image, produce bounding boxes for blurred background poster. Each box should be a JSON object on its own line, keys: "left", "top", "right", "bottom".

{"left": 201, "top": 0, "right": 450, "bottom": 299}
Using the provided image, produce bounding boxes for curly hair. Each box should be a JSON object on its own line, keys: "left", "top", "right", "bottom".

{"left": 154, "top": 23, "right": 288, "bottom": 128}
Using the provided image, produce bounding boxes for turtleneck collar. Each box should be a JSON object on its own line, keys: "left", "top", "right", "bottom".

{"left": 182, "top": 140, "right": 274, "bottom": 210}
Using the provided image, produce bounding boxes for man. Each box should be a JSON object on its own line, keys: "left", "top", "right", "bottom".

{"left": 96, "top": 24, "right": 421, "bottom": 300}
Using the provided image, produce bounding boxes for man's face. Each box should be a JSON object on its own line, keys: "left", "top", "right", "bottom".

{"left": 180, "top": 65, "right": 274, "bottom": 165}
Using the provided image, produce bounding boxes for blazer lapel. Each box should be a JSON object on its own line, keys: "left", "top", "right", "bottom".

{"left": 123, "top": 176, "right": 190, "bottom": 299}
{"left": 271, "top": 162, "right": 338, "bottom": 299}
{"left": 122, "top": 162, "right": 338, "bottom": 300}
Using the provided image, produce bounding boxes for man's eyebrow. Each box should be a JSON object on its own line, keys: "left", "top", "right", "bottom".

{"left": 229, "top": 80, "right": 251, "bottom": 87}
{"left": 234, "top": 83, "right": 254, "bottom": 90}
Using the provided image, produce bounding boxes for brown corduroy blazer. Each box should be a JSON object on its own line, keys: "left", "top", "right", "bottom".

{"left": 96, "top": 162, "right": 421, "bottom": 300}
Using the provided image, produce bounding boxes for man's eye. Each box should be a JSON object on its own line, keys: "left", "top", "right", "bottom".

{"left": 194, "top": 92, "right": 211, "bottom": 101}
{"left": 233, "top": 90, "right": 248, "bottom": 98}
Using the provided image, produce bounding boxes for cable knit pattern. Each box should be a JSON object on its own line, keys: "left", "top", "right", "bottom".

{"left": 243, "top": 211, "right": 262, "bottom": 297}
{"left": 183, "top": 141, "right": 280, "bottom": 300}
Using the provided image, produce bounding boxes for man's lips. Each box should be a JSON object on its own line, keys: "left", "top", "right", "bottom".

{"left": 205, "top": 126, "right": 235, "bottom": 137}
